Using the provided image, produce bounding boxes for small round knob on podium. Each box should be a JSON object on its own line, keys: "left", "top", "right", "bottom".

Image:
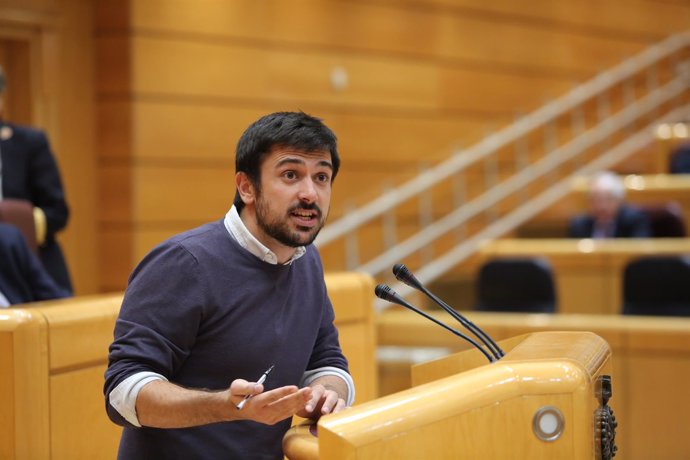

{"left": 283, "top": 422, "right": 319, "bottom": 460}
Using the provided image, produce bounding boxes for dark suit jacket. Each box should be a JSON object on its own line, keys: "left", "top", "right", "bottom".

{"left": 568, "top": 205, "right": 652, "bottom": 238}
{"left": 0, "top": 121, "right": 72, "bottom": 292}
{"left": 0, "top": 223, "right": 69, "bottom": 305}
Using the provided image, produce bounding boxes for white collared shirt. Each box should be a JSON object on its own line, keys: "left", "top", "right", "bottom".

{"left": 0, "top": 289, "right": 10, "bottom": 308}
{"left": 109, "top": 206, "right": 354, "bottom": 426}
{"left": 223, "top": 205, "right": 306, "bottom": 265}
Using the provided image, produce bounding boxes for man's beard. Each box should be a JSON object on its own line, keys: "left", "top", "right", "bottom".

{"left": 255, "top": 196, "right": 326, "bottom": 248}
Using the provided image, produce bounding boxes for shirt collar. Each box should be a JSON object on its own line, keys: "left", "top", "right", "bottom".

{"left": 224, "top": 205, "right": 306, "bottom": 265}
{"left": 0, "top": 289, "right": 10, "bottom": 308}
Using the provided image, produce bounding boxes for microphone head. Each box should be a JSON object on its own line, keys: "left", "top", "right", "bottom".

{"left": 392, "top": 263, "right": 424, "bottom": 290}
{"left": 392, "top": 263, "right": 404, "bottom": 275}
{"left": 374, "top": 283, "right": 393, "bottom": 301}
{"left": 375, "top": 283, "right": 415, "bottom": 311}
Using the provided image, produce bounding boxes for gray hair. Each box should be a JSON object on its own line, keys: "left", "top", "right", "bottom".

{"left": 0, "top": 65, "right": 5, "bottom": 92}
{"left": 590, "top": 171, "right": 625, "bottom": 200}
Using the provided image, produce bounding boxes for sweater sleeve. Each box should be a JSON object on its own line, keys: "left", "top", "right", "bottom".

{"left": 104, "top": 240, "right": 206, "bottom": 427}
{"left": 304, "top": 249, "right": 350, "bottom": 375}
{"left": 305, "top": 295, "right": 349, "bottom": 373}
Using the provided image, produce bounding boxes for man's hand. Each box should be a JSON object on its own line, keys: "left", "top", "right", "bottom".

{"left": 230, "top": 379, "right": 312, "bottom": 425}
{"left": 295, "top": 375, "right": 349, "bottom": 420}
{"left": 295, "top": 384, "right": 346, "bottom": 419}
{"left": 135, "top": 379, "right": 312, "bottom": 428}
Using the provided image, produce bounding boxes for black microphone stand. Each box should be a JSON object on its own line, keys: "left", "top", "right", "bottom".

{"left": 393, "top": 264, "right": 504, "bottom": 359}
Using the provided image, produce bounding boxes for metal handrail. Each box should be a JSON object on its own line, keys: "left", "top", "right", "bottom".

{"left": 382, "top": 103, "right": 690, "bottom": 310}
{"left": 359, "top": 75, "right": 688, "bottom": 276}
{"left": 315, "top": 32, "right": 690, "bottom": 248}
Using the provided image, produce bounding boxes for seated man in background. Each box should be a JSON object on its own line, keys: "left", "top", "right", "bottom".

{"left": 568, "top": 171, "right": 651, "bottom": 239}
{"left": 0, "top": 222, "right": 70, "bottom": 307}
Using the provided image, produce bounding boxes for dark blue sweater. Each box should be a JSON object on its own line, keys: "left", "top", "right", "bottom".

{"left": 104, "top": 220, "right": 349, "bottom": 459}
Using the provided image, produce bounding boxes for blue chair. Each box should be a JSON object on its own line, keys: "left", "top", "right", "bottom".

{"left": 638, "top": 202, "right": 687, "bottom": 237}
{"left": 622, "top": 256, "right": 690, "bottom": 316}
{"left": 474, "top": 258, "right": 557, "bottom": 313}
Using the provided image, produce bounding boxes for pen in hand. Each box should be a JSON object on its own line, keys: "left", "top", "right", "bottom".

{"left": 236, "top": 364, "right": 275, "bottom": 410}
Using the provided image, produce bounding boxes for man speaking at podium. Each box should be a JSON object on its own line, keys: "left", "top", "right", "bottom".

{"left": 104, "top": 112, "right": 354, "bottom": 459}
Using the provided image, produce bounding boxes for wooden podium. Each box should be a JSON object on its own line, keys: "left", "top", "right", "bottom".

{"left": 284, "top": 331, "right": 616, "bottom": 459}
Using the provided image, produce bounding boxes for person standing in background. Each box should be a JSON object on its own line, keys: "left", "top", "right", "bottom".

{"left": 0, "top": 66, "right": 72, "bottom": 293}
{"left": 568, "top": 171, "right": 651, "bottom": 239}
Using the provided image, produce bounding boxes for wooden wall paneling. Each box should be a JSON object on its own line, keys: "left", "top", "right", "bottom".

{"left": 98, "top": 99, "right": 133, "bottom": 291}
{"left": 132, "top": 164, "right": 235, "bottom": 223}
{"left": 128, "top": 101, "right": 261, "bottom": 163}
{"left": 132, "top": 227, "right": 179, "bottom": 258}
{"left": 369, "top": 0, "right": 690, "bottom": 39}
{"left": 99, "top": 164, "right": 133, "bottom": 224}
{"left": 95, "top": 35, "right": 132, "bottom": 95}
{"left": 97, "top": 101, "right": 133, "bottom": 160}
{"left": 125, "top": 0, "right": 646, "bottom": 76}
{"left": 100, "top": 228, "right": 135, "bottom": 292}
{"left": 126, "top": 100, "right": 510, "bottom": 165}
{"left": 128, "top": 36, "right": 440, "bottom": 111}
{"left": 0, "top": 39, "right": 32, "bottom": 124}
{"left": 53, "top": 0, "right": 99, "bottom": 295}
{"left": 440, "top": 67, "right": 575, "bottom": 114}
{"left": 94, "top": 0, "right": 130, "bottom": 30}
{"left": 96, "top": 24, "right": 134, "bottom": 291}
{"left": 122, "top": 35, "right": 619, "bottom": 115}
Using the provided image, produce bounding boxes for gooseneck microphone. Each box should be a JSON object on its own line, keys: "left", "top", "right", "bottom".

{"left": 392, "top": 263, "right": 504, "bottom": 359}
{"left": 375, "top": 284, "right": 494, "bottom": 363}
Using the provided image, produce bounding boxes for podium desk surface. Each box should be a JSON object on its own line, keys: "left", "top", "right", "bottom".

{"left": 286, "top": 331, "right": 611, "bottom": 460}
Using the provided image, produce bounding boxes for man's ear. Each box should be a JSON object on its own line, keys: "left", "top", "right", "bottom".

{"left": 235, "top": 172, "right": 256, "bottom": 205}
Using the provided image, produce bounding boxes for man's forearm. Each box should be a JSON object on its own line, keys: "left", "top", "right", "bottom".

{"left": 136, "top": 380, "right": 235, "bottom": 428}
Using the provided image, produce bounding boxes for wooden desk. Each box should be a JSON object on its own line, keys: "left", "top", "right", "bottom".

{"left": 377, "top": 310, "right": 690, "bottom": 460}
{"left": 479, "top": 238, "right": 690, "bottom": 314}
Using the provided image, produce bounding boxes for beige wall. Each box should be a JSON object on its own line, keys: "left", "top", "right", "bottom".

{"left": 2, "top": 0, "right": 690, "bottom": 291}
